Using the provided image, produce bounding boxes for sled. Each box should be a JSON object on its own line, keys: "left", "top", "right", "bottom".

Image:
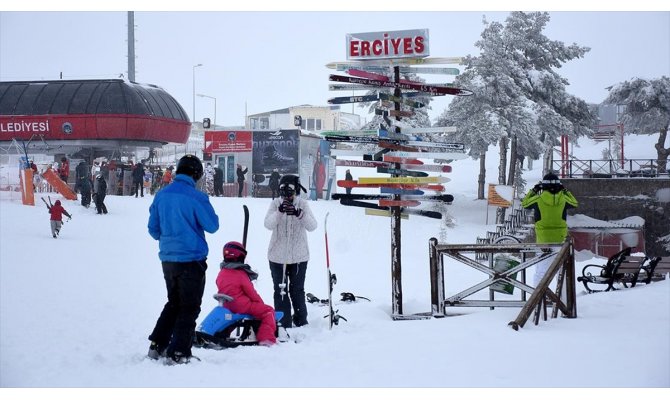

{"left": 193, "top": 293, "right": 284, "bottom": 349}
{"left": 42, "top": 168, "right": 77, "bottom": 200}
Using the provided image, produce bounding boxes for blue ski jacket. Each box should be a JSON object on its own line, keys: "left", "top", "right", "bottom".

{"left": 148, "top": 174, "right": 219, "bottom": 262}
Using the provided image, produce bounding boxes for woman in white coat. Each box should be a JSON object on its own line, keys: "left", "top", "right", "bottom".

{"left": 264, "top": 175, "right": 317, "bottom": 328}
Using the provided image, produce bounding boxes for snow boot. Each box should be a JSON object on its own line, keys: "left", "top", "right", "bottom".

{"left": 147, "top": 341, "right": 166, "bottom": 360}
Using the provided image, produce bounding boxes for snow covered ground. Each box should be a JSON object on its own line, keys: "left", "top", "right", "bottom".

{"left": 0, "top": 135, "right": 668, "bottom": 398}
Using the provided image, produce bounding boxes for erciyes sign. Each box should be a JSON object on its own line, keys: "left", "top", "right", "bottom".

{"left": 346, "top": 29, "right": 430, "bottom": 61}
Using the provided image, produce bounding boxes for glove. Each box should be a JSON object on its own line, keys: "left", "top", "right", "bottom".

{"left": 279, "top": 199, "right": 294, "bottom": 214}
{"left": 532, "top": 183, "right": 542, "bottom": 193}
{"left": 290, "top": 208, "right": 302, "bottom": 218}
{"left": 285, "top": 204, "right": 298, "bottom": 216}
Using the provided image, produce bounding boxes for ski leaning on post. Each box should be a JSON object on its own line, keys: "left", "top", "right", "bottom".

{"left": 323, "top": 212, "right": 346, "bottom": 328}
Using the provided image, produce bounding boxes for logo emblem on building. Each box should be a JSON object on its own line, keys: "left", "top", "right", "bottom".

{"left": 62, "top": 122, "right": 73, "bottom": 134}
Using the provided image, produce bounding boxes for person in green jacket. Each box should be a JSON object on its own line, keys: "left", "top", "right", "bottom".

{"left": 522, "top": 172, "right": 578, "bottom": 285}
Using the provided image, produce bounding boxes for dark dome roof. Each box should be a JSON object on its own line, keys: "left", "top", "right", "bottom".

{"left": 0, "top": 79, "right": 189, "bottom": 122}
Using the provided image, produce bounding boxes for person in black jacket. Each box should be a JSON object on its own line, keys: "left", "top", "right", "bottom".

{"left": 132, "top": 161, "right": 145, "bottom": 198}
{"left": 93, "top": 174, "right": 108, "bottom": 214}
{"left": 75, "top": 160, "right": 89, "bottom": 194}
{"left": 345, "top": 169, "right": 354, "bottom": 195}
{"left": 268, "top": 168, "right": 281, "bottom": 199}
{"left": 213, "top": 165, "right": 224, "bottom": 197}
{"left": 75, "top": 161, "right": 92, "bottom": 207}
{"left": 236, "top": 164, "right": 248, "bottom": 197}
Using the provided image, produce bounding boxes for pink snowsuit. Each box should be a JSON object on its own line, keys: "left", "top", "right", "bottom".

{"left": 216, "top": 264, "right": 276, "bottom": 344}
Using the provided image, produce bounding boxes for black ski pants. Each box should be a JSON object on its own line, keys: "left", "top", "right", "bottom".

{"left": 149, "top": 260, "right": 207, "bottom": 357}
{"left": 269, "top": 260, "right": 308, "bottom": 328}
{"left": 95, "top": 193, "right": 107, "bottom": 214}
{"left": 133, "top": 180, "right": 143, "bottom": 197}
{"left": 214, "top": 179, "right": 223, "bottom": 196}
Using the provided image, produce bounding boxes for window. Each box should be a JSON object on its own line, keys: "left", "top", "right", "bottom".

{"left": 302, "top": 118, "right": 322, "bottom": 131}
{"left": 249, "top": 117, "right": 269, "bottom": 129}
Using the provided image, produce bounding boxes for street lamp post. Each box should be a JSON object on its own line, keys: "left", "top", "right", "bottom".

{"left": 192, "top": 63, "right": 203, "bottom": 122}
{"left": 197, "top": 94, "right": 217, "bottom": 127}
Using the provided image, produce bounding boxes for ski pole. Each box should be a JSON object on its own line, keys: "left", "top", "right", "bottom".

{"left": 279, "top": 263, "right": 287, "bottom": 299}
{"left": 279, "top": 213, "right": 289, "bottom": 299}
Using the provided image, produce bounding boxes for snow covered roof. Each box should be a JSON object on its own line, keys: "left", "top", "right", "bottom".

{"left": 567, "top": 214, "right": 645, "bottom": 229}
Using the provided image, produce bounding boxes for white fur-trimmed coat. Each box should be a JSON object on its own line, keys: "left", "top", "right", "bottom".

{"left": 264, "top": 196, "right": 318, "bottom": 264}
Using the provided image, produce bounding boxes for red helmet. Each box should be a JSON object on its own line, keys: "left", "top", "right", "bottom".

{"left": 223, "top": 241, "right": 247, "bottom": 262}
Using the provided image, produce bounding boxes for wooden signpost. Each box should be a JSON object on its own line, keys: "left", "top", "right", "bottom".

{"left": 326, "top": 29, "right": 472, "bottom": 319}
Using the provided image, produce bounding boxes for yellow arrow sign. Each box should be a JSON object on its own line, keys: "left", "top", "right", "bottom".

{"left": 364, "top": 209, "right": 410, "bottom": 219}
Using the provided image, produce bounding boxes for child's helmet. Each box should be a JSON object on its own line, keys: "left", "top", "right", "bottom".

{"left": 176, "top": 154, "right": 204, "bottom": 181}
{"left": 223, "top": 241, "right": 247, "bottom": 262}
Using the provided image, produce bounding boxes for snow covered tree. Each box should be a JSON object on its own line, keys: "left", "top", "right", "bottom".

{"left": 437, "top": 12, "right": 596, "bottom": 208}
{"left": 360, "top": 70, "right": 432, "bottom": 130}
{"left": 604, "top": 77, "right": 670, "bottom": 173}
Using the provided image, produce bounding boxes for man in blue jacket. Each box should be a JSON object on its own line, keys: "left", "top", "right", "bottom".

{"left": 147, "top": 155, "right": 219, "bottom": 365}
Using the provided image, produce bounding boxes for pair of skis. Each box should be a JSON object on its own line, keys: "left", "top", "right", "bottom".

{"left": 40, "top": 196, "right": 53, "bottom": 210}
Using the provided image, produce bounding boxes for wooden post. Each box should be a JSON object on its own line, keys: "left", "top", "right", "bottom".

{"left": 429, "top": 238, "right": 444, "bottom": 316}
{"left": 390, "top": 65, "right": 403, "bottom": 317}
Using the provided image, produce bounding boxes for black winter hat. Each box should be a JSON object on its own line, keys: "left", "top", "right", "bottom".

{"left": 279, "top": 174, "right": 307, "bottom": 196}
{"left": 176, "top": 155, "right": 204, "bottom": 181}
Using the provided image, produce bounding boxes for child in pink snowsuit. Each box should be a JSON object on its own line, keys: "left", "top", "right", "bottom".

{"left": 216, "top": 241, "right": 277, "bottom": 346}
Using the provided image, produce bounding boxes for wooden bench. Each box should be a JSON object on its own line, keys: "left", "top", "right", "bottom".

{"left": 639, "top": 257, "right": 669, "bottom": 284}
{"left": 615, "top": 255, "right": 648, "bottom": 288}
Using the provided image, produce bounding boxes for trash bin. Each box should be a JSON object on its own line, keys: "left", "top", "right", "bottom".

{"left": 491, "top": 255, "right": 520, "bottom": 295}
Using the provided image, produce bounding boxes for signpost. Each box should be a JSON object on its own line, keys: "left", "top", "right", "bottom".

{"left": 326, "top": 28, "right": 472, "bottom": 319}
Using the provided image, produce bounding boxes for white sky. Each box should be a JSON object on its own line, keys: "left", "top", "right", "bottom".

{"left": 1, "top": 3, "right": 668, "bottom": 127}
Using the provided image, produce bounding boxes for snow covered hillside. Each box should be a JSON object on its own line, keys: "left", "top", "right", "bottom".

{"left": 0, "top": 134, "right": 668, "bottom": 394}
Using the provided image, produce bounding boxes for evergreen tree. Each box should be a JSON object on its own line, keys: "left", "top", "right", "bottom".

{"left": 604, "top": 77, "right": 670, "bottom": 173}
{"left": 436, "top": 12, "right": 595, "bottom": 210}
